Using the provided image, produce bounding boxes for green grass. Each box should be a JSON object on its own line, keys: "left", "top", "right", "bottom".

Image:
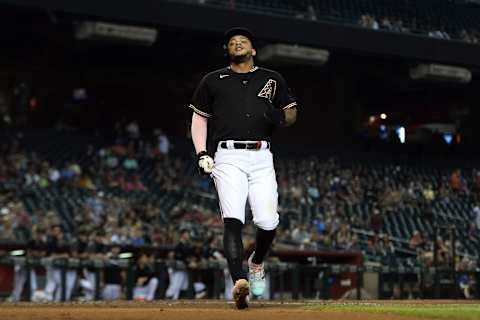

{"left": 307, "top": 303, "right": 480, "bottom": 320}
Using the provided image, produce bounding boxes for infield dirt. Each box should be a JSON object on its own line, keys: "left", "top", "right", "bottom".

{"left": 0, "top": 300, "right": 476, "bottom": 320}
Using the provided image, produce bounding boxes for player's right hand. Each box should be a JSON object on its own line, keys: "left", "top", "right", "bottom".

{"left": 197, "top": 151, "right": 214, "bottom": 175}
{"left": 263, "top": 102, "right": 286, "bottom": 127}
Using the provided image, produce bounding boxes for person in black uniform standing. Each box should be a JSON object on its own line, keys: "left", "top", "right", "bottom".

{"left": 102, "top": 245, "right": 125, "bottom": 301}
{"left": 189, "top": 27, "right": 298, "bottom": 309}
{"left": 44, "top": 225, "right": 77, "bottom": 301}
{"left": 165, "top": 229, "right": 193, "bottom": 299}
{"left": 133, "top": 253, "right": 158, "bottom": 301}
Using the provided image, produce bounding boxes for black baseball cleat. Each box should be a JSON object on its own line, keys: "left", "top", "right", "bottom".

{"left": 232, "top": 279, "right": 250, "bottom": 310}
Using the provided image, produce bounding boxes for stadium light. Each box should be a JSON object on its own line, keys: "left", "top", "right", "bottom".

{"left": 75, "top": 21, "right": 157, "bottom": 46}
{"left": 409, "top": 64, "right": 471, "bottom": 83}
{"left": 119, "top": 252, "right": 133, "bottom": 259}
{"left": 10, "top": 250, "right": 25, "bottom": 256}
{"left": 396, "top": 127, "right": 406, "bottom": 144}
{"left": 380, "top": 113, "right": 387, "bottom": 120}
{"left": 258, "top": 44, "right": 329, "bottom": 65}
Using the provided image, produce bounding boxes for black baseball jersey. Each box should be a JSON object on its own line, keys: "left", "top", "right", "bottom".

{"left": 104, "top": 260, "right": 123, "bottom": 285}
{"left": 174, "top": 241, "right": 193, "bottom": 262}
{"left": 73, "top": 239, "right": 88, "bottom": 255}
{"left": 46, "top": 236, "right": 70, "bottom": 255}
{"left": 87, "top": 240, "right": 105, "bottom": 254}
{"left": 189, "top": 66, "right": 297, "bottom": 144}
{"left": 134, "top": 264, "right": 155, "bottom": 283}
{"left": 27, "top": 238, "right": 47, "bottom": 253}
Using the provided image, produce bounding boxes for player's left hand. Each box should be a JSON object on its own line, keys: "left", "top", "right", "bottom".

{"left": 264, "top": 103, "right": 285, "bottom": 126}
{"left": 197, "top": 151, "right": 214, "bottom": 175}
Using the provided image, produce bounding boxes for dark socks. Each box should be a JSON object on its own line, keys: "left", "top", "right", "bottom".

{"left": 223, "top": 218, "right": 246, "bottom": 283}
{"left": 252, "top": 228, "right": 276, "bottom": 265}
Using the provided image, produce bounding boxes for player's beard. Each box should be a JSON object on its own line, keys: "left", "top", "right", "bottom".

{"left": 229, "top": 51, "right": 252, "bottom": 64}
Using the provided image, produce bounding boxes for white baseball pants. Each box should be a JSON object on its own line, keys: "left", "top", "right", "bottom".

{"left": 212, "top": 141, "right": 279, "bottom": 230}
{"left": 11, "top": 265, "right": 38, "bottom": 301}
{"left": 102, "top": 284, "right": 122, "bottom": 301}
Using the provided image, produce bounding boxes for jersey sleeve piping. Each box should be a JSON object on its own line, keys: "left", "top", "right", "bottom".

{"left": 282, "top": 102, "right": 298, "bottom": 110}
{"left": 189, "top": 104, "right": 212, "bottom": 118}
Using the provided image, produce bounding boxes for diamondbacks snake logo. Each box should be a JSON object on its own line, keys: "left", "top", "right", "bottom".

{"left": 258, "top": 79, "right": 277, "bottom": 102}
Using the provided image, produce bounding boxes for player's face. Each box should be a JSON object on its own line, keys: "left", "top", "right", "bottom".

{"left": 227, "top": 35, "right": 256, "bottom": 63}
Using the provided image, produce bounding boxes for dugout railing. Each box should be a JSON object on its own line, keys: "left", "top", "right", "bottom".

{"left": 0, "top": 257, "right": 478, "bottom": 301}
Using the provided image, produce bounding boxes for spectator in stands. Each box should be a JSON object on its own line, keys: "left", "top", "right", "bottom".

{"left": 0, "top": 214, "right": 16, "bottom": 241}
{"left": 155, "top": 129, "right": 170, "bottom": 156}
{"left": 365, "top": 236, "right": 380, "bottom": 256}
{"left": 291, "top": 223, "right": 311, "bottom": 248}
{"left": 409, "top": 230, "right": 424, "bottom": 250}
{"left": 460, "top": 29, "right": 471, "bottom": 42}
{"left": 60, "top": 162, "right": 75, "bottom": 180}
{"left": 123, "top": 174, "right": 147, "bottom": 192}
{"left": 5, "top": 131, "right": 480, "bottom": 292}
{"left": 435, "top": 236, "right": 450, "bottom": 266}
{"left": 380, "top": 16, "right": 392, "bottom": 30}
{"left": 289, "top": 178, "right": 304, "bottom": 202}
{"left": 306, "top": 4, "right": 317, "bottom": 21}
{"left": 451, "top": 169, "right": 462, "bottom": 192}
{"left": 111, "top": 139, "right": 127, "bottom": 157}
{"left": 123, "top": 153, "right": 139, "bottom": 171}
{"left": 48, "top": 164, "right": 60, "bottom": 183}
{"left": 422, "top": 183, "right": 435, "bottom": 202}
{"left": 306, "top": 176, "right": 320, "bottom": 201}
{"left": 103, "top": 150, "right": 119, "bottom": 169}
{"left": 473, "top": 205, "right": 480, "bottom": 230}
{"left": 391, "top": 17, "right": 405, "bottom": 33}
{"left": 24, "top": 164, "right": 40, "bottom": 187}
{"left": 417, "top": 240, "right": 434, "bottom": 267}
{"left": 358, "top": 15, "right": 368, "bottom": 28}
{"left": 78, "top": 173, "right": 96, "bottom": 190}
{"left": 369, "top": 15, "right": 379, "bottom": 30}
{"left": 346, "top": 233, "right": 360, "bottom": 251}
{"left": 379, "top": 234, "right": 396, "bottom": 266}
{"left": 358, "top": 14, "right": 379, "bottom": 30}
{"left": 69, "top": 161, "right": 82, "bottom": 177}
{"left": 8, "top": 202, "right": 31, "bottom": 242}
{"left": 110, "top": 226, "right": 129, "bottom": 245}
{"left": 370, "top": 208, "right": 383, "bottom": 234}
{"left": 429, "top": 28, "right": 450, "bottom": 40}
{"left": 126, "top": 120, "right": 140, "bottom": 141}
{"left": 130, "top": 227, "right": 146, "bottom": 247}
{"left": 336, "top": 223, "right": 353, "bottom": 250}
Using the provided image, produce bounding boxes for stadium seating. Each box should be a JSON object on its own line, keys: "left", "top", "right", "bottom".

{"left": 1, "top": 130, "right": 478, "bottom": 268}
{"left": 188, "top": 0, "right": 480, "bottom": 41}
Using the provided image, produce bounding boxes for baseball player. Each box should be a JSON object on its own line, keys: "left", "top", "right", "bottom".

{"left": 165, "top": 229, "right": 192, "bottom": 300}
{"left": 102, "top": 245, "right": 125, "bottom": 301}
{"left": 44, "top": 225, "right": 77, "bottom": 302}
{"left": 78, "top": 230, "right": 104, "bottom": 301}
{"left": 189, "top": 27, "right": 297, "bottom": 309}
{"left": 133, "top": 253, "right": 158, "bottom": 301}
{"left": 9, "top": 231, "right": 47, "bottom": 302}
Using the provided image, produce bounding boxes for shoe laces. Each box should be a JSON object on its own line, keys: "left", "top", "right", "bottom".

{"left": 249, "top": 262, "right": 265, "bottom": 280}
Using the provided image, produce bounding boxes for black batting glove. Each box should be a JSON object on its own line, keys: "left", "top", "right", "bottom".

{"left": 264, "top": 104, "right": 286, "bottom": 126}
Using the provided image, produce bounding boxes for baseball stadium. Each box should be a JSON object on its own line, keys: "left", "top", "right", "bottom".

{"left": 1, "top": 1, "right": 480, "bottom": 319}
